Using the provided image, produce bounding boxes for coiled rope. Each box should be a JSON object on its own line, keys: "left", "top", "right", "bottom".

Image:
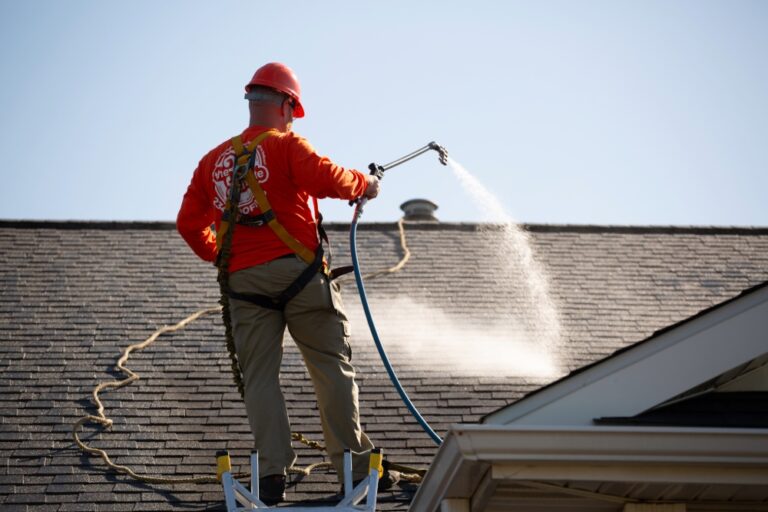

{"left": 72, "top": 219, "right": 424, "bottom": 484}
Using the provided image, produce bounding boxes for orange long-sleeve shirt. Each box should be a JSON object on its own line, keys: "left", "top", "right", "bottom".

{"left": 177, "top": 126, "right": 368, "bottom": 273}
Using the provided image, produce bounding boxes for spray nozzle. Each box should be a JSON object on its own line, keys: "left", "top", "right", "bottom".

{"left": 428, "top": 142, "right": 448, "bottom": 166}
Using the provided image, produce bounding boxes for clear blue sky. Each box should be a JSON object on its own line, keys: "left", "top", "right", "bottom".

{"left": 1, "top": 0, "right": 766, "bottom": 226}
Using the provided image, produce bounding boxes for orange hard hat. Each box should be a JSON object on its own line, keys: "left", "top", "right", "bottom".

{"left": 245, "top": 62, "right": 305, "bottom": 118}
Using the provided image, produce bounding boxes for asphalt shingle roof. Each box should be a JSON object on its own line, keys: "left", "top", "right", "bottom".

{"left": 2, "top": 219, "right": 767, "bottom": 511}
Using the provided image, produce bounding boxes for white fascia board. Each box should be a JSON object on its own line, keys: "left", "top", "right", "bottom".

{"left": 450, "top": 424, "right": 768, "bottom": 465}
{"left": 410, "top": 425, "right": 768, "bottom": 511}
{"left": 484, "top": 285, "right": 768, "bottom": 426}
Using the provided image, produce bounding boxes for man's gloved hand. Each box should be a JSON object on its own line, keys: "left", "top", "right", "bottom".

{"left": 364, "top": 175, "right": 380, "bottom": 199}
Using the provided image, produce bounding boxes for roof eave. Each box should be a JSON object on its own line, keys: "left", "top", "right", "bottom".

{"left": 410, "top": 424, "right": 768, "bottom": 512}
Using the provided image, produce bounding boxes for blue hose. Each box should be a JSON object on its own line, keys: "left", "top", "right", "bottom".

{"left": 349, "top": 200, "right": 443, "bottom": 446}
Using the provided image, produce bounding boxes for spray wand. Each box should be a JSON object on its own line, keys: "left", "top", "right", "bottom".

{"left": 368, "top": 141, "right": 449, "bottom": 178}
{"left": 349, "top": 142, "right": 448, "bottom": 446}
{"left": 351, "top": 141, "right": 448, "bottom": 208}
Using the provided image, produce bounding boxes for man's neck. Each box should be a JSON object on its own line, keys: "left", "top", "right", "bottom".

{"left": 249, "top": 113, "right": 288, "bottom": 132}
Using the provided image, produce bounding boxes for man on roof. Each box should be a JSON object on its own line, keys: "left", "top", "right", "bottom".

{"left": 176, "top": 62, "right": 397, "bottom": 504}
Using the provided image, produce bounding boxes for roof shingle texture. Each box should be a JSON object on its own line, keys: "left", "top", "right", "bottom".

{"left": 2, "top": 220, "right": 767, "bottom": 510}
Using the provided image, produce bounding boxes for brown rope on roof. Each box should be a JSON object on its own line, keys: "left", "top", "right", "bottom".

{"left": 72, "top": 307, "right": 228, "bottom": 484}
{"left": 336, "top": 217, "right": 411, "bottom": 285}
{"left": 363, "top": 217, "right": 412, "bottom": 280}
{"left": 71, "top": 306, "right": 337, "bottom": 483}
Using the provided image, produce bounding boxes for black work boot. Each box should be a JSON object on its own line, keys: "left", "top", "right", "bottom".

{"left": 259, "top": 474, "right": 286, "bottom": 505}
{"left": 378, "top": 459, "right": 401, "bottom": 491}
{"left": 346, "top": 459, "right": 401, "bottom": 494}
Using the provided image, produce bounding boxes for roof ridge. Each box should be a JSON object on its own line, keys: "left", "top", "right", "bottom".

{"left": 0, "top": 219, "right": 176, "bottom": 230}
{"left": 1, "top": 219, "right": 768, "bottom": 235}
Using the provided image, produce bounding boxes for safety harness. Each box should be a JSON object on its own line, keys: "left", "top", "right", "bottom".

{"left": 214, "top": 130, "right": 352, "bottom": 395}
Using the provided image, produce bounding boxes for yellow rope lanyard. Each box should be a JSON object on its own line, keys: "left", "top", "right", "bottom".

{"left": 72, "top": 215, "right": 422, "bottom": 484}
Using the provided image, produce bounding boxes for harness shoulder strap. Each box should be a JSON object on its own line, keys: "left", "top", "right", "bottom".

{"left": 215, "top": 130, "right": 277, "bottom": 252}
{"left": 230, "top": 131, "right": 316, "bottom": 265}
{"left": 231, "top": 134, "right": 246, "bottom": 156}
{"left": 242, "top": 171, "right": 316, "bottom": 264}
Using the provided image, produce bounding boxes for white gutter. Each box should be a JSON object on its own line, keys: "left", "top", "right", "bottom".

{"left": 410, "top": 425, "right": 768, "bottom": 512}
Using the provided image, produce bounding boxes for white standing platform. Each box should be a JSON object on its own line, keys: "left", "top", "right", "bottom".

{"left": 217, "top": 449, "right": 382, "bottom": 511}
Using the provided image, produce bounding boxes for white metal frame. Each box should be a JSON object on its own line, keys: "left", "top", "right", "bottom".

{"left": 220, "top": 449, "right": 381, "bottom": 511}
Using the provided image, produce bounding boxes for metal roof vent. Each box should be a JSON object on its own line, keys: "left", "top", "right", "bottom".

{"left": 400, "top": 198, "right": 439, "bottom": 222}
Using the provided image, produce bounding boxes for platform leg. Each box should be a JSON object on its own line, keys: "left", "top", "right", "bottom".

{"left": 365, "top": 448, "right": 382, "bottom": 511}
{"left": 343, "top": 449, "right": 353, "bottom": 499}
{"left": 251, "top": 450, "right": 259, "bottom": 500}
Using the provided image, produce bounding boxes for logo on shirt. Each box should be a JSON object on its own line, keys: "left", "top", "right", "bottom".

{"left": 212, "top": 145, "right": 270, "bottom": 214}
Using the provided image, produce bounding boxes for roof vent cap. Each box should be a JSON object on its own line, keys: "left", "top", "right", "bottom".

{"left": 400, "top": 198, "right": 439, "bottom": 222}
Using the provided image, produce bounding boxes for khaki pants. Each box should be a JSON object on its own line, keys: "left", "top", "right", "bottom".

{"left": 229, "top": 255, "right": 374, "bottom": 480}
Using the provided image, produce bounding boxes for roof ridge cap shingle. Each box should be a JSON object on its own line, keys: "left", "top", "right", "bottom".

{"left": 2, "top": 219, "right": 768, "bottom": 235}
{"left": 0, "top": 219, "right": 176, "bottom": 230}
{"left": 522, "top": 223, "right": 768, "bottom": 235}
{"left": 327, "top": 222, "right": 768, "bottom": 235}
